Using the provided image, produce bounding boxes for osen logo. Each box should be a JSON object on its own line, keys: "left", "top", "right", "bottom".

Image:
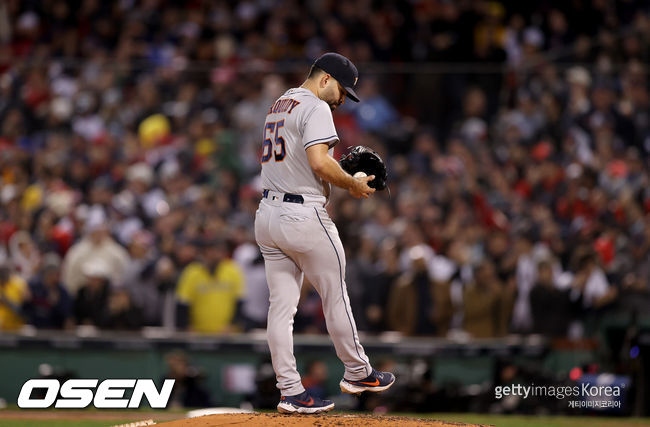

{"left": 18, "top": 379, "right": 175, "bottom": 409}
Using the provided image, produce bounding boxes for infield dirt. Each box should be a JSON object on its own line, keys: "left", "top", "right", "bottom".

{"left": 158, "top": 413, "right": 488, "bottom": 426}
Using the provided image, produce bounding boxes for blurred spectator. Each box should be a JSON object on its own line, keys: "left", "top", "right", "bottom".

{"left": 511, "top": 233, "right": 537, "bottom": 333}
{"left": 250, "top": 358, "right": 280, "bottom": 409}
{"left": 294, "top": 280, "right": 326, "bottom": 334}
{"left": 23, "top": 253, "right": 73, "bottom": 329}
{"left": 530, "top": 260, "right": 582, "bottom": 338}
{"left": 462, "top": 260, "right": 506, "bottom": 338}
{"left": 458, "top": 87, "right": 488, "bottom": 148}
{"left": 74, "top": 260, "right": 111, "bottom": 327}
{"left": 155, "top": 256, "right": 181, "bottom": 329}
{"left": 175, "top": 239, "right": 244, "bottom": 333}
{"left": 437, "top": 239, "right": 474, "bottom": 335}
{"left": 61, "top": 206, "right": 130, "bottom": 295}
{"left": 102, "top": 288, "right": 143, "bottom": 330}
{"left": 387, "top": 245, "right": 436, "bottom": 336}
{"left": 301, "top": 360, "right": 329, "bottom": 400}
{"left": 232, "top": 241, "right": 269, "bottom": 331}
{"left": 0, "top": 263, "right": 29, "bottom": 330}
{"left": 345, "top": 232, "right": 377, "bottom": 332}
{"left": 576, "top": 252, "right": 618, "bottom": 310}
{"left": 164, "top": 350, "right": 213, "bottom": 408}
{"left": 365, "top": 237, "right": 400, "bottom": 333}
{"left": 8, "top": 231, "right": 40, "bottom": 282}
{"left": 347, "top": 77, "right": 400, "bottom": 133}
{"left": 121, "top": 230, "right": 162, "bottom": 326}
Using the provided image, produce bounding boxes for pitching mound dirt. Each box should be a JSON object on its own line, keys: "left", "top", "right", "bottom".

{"left": 159, "top": 413, "right": 488, "bottom": 426}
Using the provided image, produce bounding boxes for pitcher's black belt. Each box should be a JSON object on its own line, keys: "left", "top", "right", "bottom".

{"left": 262, "top": 189, "right": 304, "bottom": 204}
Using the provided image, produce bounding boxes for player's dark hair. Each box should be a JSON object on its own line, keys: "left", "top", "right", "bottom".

{"left": 308, "top": 65, "right": 325, "bottom": 79}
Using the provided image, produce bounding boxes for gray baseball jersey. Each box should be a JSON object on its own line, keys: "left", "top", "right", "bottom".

{"left": 260, "top": 88, "right": 339, "bottom": 198}
{"left": 255, "top": 86, "right": 372, "bottom": 398}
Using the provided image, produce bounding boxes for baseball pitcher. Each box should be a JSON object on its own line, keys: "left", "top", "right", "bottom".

{"left": 254, "top": 53, "right": 395, "bottom": 414}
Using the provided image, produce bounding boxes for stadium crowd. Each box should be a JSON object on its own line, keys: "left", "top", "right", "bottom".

{"left": 0, "top": 0, "right": 649, "bottom": 341}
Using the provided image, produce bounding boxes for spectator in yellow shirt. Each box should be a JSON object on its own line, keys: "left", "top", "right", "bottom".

{"left": 175, "top": 239, "right": 244, "bottom": 333}
{"left": 0, "top": 265, "right": 29, "bottom": 331}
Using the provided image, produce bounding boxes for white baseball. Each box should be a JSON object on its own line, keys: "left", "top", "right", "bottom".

{"left": 353, "top": 171, "right": 367, "bottom": 178}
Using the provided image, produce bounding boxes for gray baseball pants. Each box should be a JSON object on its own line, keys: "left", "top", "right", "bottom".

{"left": 254, "top": 190, "right": 372, "bottom": 396}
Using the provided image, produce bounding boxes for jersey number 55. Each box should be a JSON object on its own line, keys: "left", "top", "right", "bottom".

{"left": 261, "top": 120, "right": 286, "bottom": 163}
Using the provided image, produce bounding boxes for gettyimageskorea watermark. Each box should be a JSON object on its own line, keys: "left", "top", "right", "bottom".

{"left": 494, "top": 382, "right": 625, "bottom": 408}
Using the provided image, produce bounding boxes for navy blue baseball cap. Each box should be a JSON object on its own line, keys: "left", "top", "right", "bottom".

{"left": 313, "top": 53, "right": 360, "bottom": 102}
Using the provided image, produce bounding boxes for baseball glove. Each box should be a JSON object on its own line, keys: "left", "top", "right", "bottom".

{"left": 339, "top": 145, "right": 388, "bottom": 191}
